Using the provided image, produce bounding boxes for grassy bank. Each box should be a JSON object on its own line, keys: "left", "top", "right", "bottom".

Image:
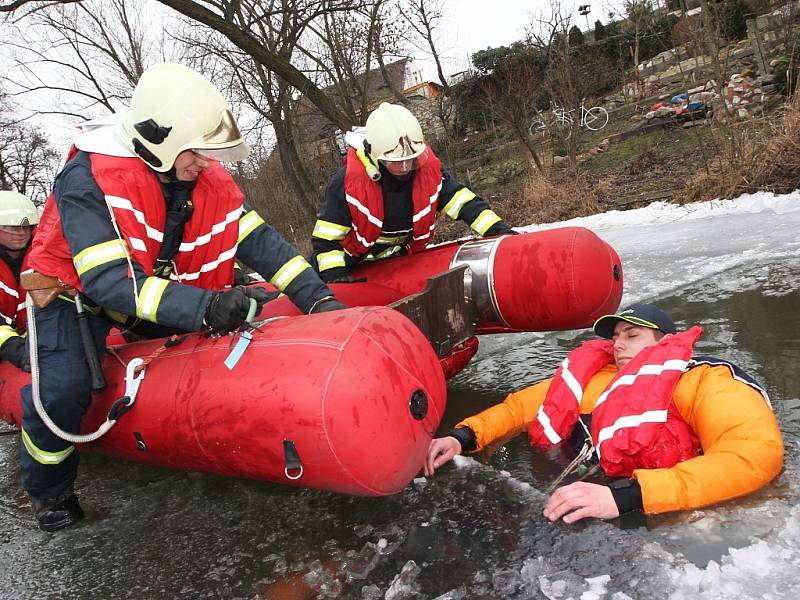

{"left": 434, "top": 91, "right": 799, "bottom": 240}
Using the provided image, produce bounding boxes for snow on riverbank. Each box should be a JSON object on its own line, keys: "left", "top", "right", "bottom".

{"left": 519, "top": 190, "right": 800, "bottom": 306}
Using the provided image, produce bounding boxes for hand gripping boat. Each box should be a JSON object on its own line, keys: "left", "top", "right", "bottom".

{"left": 0, "top": 227, "right": 622, "bottom": 496}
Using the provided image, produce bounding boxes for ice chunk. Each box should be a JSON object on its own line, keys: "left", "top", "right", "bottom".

{"left": 375, "top": 525, "right": 406, "bottom": 555}
{"left": 432, "top": 586, "right": 467, "bottom": 600}
{"left": 539, "top": 569, "right": 587, "bottom": 600}
{"left": 346, "top": 542, "right": 381, "bottom": 581}
{"left": 361, "top": 583, "right": 382, "bottom": 599}
{"left": 384, "top": 560, "right": 422, "bottom": 600}
{"left": 302, "top": 559, "right": 342, "bottom": 598}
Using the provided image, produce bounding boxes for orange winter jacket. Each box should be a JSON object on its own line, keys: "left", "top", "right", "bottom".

{"left": 457, "top": 363, "right": 784, "bottom": 515}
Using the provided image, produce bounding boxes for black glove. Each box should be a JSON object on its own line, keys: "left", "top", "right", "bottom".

{"left": 204, "top": 286, "right": 277, "bottom": 334}
{"left": 0, "top": 335, "right": 31, "bottom": 372}
{"left": 328, "top": 275, "right": 367, "bottom": 284}
{"left": 484, "top": 222, "right": 518, "bottom": 237}
{"left": 243, "top": 286, "right": 280, "bottom": 309}
{"left": 233, "top": 268, "right": 253, "bottom": 286}
{"left": 309, "top": 296, "right": 348, "bottom": 314}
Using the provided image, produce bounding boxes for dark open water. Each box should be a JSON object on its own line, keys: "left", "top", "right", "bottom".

{"left": 1, "top": 244, "right": 799, "bottom": 599}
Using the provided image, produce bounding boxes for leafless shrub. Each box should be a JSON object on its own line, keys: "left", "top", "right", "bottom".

{"left": 683, "top": 90, "right": 800, "bottom": 200}
{"left": 520, "top": 169, "right": 604, "bottom": 224}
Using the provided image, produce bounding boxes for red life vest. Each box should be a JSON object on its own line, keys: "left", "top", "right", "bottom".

{"left": 341, "top": 145, "right": 443, "bottom": 257}
{"left": 0, "top": 253, "right": 27, "bottom": 332}
{"left": 29, "top": 154, "right": 243, "bottom": 293}
{"left": 529, "top": 327, "right": 703, "bottom": 476}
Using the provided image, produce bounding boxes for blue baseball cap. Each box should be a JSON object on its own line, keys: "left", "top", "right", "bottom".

{"left": 593, "top": 303, "right": 677, "bottom": 339}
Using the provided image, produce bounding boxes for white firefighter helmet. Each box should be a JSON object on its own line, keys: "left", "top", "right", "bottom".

{"left": 120, "top": 63, "right": 249, "bottom": 172}
{"left": 365, "top": 103, "right": 426, "bottom": 162}
{"left": 0, "top": 190, "right": 39, "bottom": 226}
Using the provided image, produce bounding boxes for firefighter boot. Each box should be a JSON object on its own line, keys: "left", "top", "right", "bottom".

{"left": 33, "top": 492, "right": 84, "bottom": 532}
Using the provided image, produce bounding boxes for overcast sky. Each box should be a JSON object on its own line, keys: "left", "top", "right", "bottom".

{"left": 429, "top": 0, "right": 627, "bottom": 79}
{"left": 13, "top": 0, "right": 631, "bottom": 150}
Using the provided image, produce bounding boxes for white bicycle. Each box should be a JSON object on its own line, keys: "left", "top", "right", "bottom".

{"left": 529, "top": 98, "right": 609, "bottom": 140}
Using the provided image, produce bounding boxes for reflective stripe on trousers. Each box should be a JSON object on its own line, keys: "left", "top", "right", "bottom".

{"left": 20, "top": 298, "right": 111, "bottom": 500}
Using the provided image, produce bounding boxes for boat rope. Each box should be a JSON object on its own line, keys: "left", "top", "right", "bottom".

{"left": 107, "top": 334, "right": 185, "bottom": 372}
{"left": 26, "top": 293, "right": 146, "bottom": 444}
{"left": 544, "top": 437, "right": 596, "bottom": 495}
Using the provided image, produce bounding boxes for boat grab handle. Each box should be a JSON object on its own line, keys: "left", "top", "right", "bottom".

{"left": 283, "top": 439, "right": 304, "bottom": 480}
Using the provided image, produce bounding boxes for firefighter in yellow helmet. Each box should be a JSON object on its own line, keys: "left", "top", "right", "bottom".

{"left": 0, "top": 190, "right": 38, "bottom": 371}
{"left": 19, "top": 63, "right": 345, "bottom": 532}
{"left": 310, "top": 102, "right": 515, "bottom": 282}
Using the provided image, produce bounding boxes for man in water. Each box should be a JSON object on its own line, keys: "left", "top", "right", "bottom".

{"left": 425, "top": 303, "right": 783, "bottom": 521}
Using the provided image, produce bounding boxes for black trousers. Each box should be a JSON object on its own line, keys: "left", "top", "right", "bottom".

{"left": 20, "top": 298, "right": 110, "bottom": 500}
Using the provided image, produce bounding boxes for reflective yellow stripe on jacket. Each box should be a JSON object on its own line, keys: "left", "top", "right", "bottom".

{"left": 21, "top": 429, "right": 75, "bottom": 465}
{"left": 312, "top": 219, "right": 351, "bottom": 241}
{"left": 316, "top": 250, "right": 346, "bottom": 272}
{"left": 270, "top": 255, "right": 311, "bottom": 291}
{"left": 238, "top": 210, "right": 265, "bottom": 244}
{"left": 375, "top": 233, "right": 409, "bottom": 245}
{"left": 442, "top": 188, "right": 476, "bottom": 219}
{"left": 73, "top": 239, "right": 129, "bottom": 276}
{"left": 135, "top": 277, "right": 169, "bottom": 322}
{"left": 364, "top": 246, "right": 403, "bottom": 261}
{"left": 0, "top": 325, "right": 18, "bottom": 348}
{"left": 470, "top": 209, "right": 502, "bottom": 236}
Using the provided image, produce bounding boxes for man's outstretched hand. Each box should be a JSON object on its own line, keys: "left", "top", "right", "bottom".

{"left": 543, "top": 482, "right": 620, "bottom": 523}
{"left": 424, "top": 436, "right": 461, "bottom": 477}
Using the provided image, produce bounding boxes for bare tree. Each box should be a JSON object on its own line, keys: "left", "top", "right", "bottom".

{"left": 624, "top": 0, "right": 653, "bottom": 76}
{"left": 1, "top": 0, "right": 166, "bottom": 121}
{"left": 0, "top": 0, "right": 374, "bottom": 130}
{"left": 155, "top": 0, "right": 362, "bottom": 130}
{"left": 399, "top": 0, "right": 449, "bottom": 90}
{"left": 174, "top": 0, "right": 394, "bottom": 220}
{"left": 372, "top": 0, "right": 410, "bottom": 107}
{"left": 480, "top": 50, "right": 547, "bottom": 172}
{"left": 398, "top": 0, "right": 457, "bottom": 144}
{"left": 0, "top": 93, "right": 59, "bottom": 202}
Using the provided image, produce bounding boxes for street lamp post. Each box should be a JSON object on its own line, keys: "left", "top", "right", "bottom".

{"left": 578, "top": 4, "right": 591, "bottom": 35}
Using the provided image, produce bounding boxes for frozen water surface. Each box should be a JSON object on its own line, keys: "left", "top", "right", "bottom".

{"left": 1, "top": 191, "right": 799, "bottom": 598}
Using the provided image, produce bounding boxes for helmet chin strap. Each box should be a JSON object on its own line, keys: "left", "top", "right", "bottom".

{"left": 153, "top": 165, "right": 197, "bottom": 191}
{"left": 159, "top": 165, "right": 179, "bottom": 182}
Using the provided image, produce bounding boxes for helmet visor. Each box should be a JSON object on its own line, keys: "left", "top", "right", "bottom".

{"left": 202, "top": 109, "right": 243, "bottom": 145}
{"left": 0, "top": 223, "right": 34, "bottom": 234}
{"left": 193, "top": 110, "right": 250, "bottom": 163}
{"left": 380, "top": 136, "right": 426, "bottom": 161}
{"left": 194, "top": 142, "right": 250, "bottom": 163}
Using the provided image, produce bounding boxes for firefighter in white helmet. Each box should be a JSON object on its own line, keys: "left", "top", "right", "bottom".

{"left": 19, "top": 63, "right": 345, "bottom": 532}
{"left": 0, "top": 190, "right": 38, "bottom": 372}
{"left": 311, "top": 102, "right": 514, "bottom": 282}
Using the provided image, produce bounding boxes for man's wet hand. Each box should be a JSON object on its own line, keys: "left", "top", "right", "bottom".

{"left": 543, "top": 482, "right": 620, "bottom": 523}
{"left": 424, "top": 436, "right": 461, "bottom": 477}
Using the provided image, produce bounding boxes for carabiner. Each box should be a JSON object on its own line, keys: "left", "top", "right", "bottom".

{"left": 124, "top": 357, "right": 146, "bottom": 406}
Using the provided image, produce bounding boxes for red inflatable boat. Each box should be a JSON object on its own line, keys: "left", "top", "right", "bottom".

{"left": 263, "top": 226, "right": 623, "bottom": 333}
{"left": 0, "top": 227, "right": 622, "bottom": 496}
